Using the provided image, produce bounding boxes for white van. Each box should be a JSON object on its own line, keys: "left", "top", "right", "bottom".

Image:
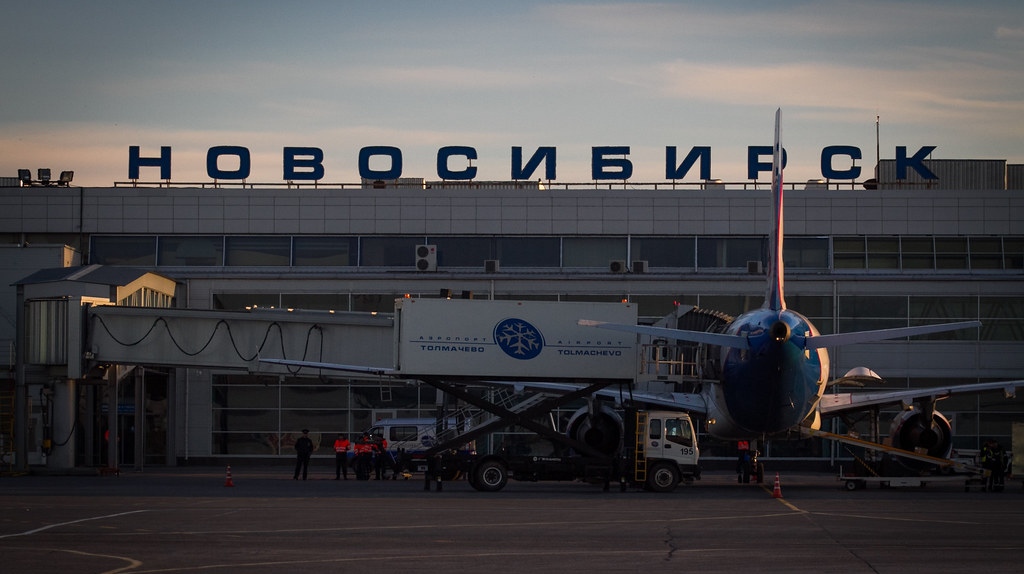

{"left": 364, "top": 418, "right": 472, "bottom": 473}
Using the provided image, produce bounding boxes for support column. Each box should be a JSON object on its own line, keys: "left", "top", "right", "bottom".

{"left": 134, "top": 368, "right": 144, "bottom": 471}
{"left": 106, "top": 369, "right": 117, "bottom": 469}
{"left": 49, "top": 379, "right": 77, "bottom": 469}
{"left": 14, "top": 285, "right": 27, "bottom": 472}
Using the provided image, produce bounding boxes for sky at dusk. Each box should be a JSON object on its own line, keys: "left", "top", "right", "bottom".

{"left": 2, "top": 1, "right": 1023, "bottom": 186}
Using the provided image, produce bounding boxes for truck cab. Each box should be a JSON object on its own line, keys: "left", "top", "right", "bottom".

{"left": 640, "top": 410, "right": 700, "bottom": 492}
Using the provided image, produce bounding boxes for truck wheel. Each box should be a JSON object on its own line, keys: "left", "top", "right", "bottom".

{"left": 646, "top": 462, "right": 680, "bottom": 493}
{"left": 472, "top": 460, "right": 508, "bottom": 492}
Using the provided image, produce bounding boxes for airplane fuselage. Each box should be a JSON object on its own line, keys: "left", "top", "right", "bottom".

{"left": 707, "top": 308, "right": 829, "bottom": 439}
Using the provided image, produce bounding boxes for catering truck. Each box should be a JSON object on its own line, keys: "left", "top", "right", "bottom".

{"left": 465, "top": 407, "right": 700, "bottom": 493}
{"left": 390, "top": 298, "right": 700, "bottom": 492}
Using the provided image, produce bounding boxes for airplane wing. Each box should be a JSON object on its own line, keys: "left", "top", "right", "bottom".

{"left": 580, "top": 319, "right": 981, "bottom": 352}
{"left": 804, "top": 321, "right": 982, "bottom": 349}
{"left": 578, "top": 320, "right": 750, "bottom": 350}
{"left": 819, "top": 379, "right": 1023, "bottom": 415}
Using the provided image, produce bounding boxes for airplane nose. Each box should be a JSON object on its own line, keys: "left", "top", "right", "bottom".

{"left": 770, "top": 320, "right": 790, "bottom": 343}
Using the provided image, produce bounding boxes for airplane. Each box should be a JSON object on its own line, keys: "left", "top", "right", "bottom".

{"left": 578, "top": 109, "right": 1021, "bottom": 465}
{"left": 262, "top": 109, "right": 1022, "bottom": 472}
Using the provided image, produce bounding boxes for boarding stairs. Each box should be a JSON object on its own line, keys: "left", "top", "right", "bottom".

{"left": 808, "top": 428, "right": 986, "bottom": 475}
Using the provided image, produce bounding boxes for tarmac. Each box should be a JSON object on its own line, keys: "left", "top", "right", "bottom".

{"left": 1, "top": 466, "right": 1022, "bottom": 573}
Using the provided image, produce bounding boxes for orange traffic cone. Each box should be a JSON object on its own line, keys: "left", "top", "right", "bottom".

{"left": 772, "top": 472, "right": 782, "bottom": 498}
{"left": 224, "top": 465, "right": 235, "bottom": 487}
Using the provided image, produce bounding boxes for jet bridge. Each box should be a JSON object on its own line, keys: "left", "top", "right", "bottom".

{"left": 87, "top": 306, "right": 394, "bottom": 374}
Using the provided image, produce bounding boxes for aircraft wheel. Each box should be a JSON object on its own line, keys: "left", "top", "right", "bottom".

{"left": 646, "top": 462, "right": 680, "bottom": 493}
{"left": 472, "top": 459, "right": 508, "bottom": 492}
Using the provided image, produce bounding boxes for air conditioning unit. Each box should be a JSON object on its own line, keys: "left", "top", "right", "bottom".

{"left": 747, "top": 260, "right": 763, "bottom": 274}
{"left": 416, "top": 244, "right": 437, "bottom": 271}
{"left": 484, "top": 259, "right": 500, "bottom": 273}
{"left": 632, "top": 260, "right": 649, "bottom": 274}
{"left": 609, "top": 260, "right": 628, "bottom": 274}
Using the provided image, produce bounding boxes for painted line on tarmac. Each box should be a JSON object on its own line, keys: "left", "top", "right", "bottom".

{"left": 118, "top": 548, "right": 736, "bottom": 573}
{"left": 760, "top": 483, "right": 804, "bottom": 512}
{"left": 0, "top": 509, "right": 150, "bottom": 539}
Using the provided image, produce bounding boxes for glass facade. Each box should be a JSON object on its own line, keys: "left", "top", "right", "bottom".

{"left": 90, "top": 233, "right": 1024, "bottom": 272}
{"left": 79, "top": 231, "right": 1024, "bottom": 464}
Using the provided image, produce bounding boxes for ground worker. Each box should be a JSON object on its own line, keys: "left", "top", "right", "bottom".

{"left": 981, "top": 438, "right": 1007, "bottom": 492}
{"left": 737, "top": 439, "right": 751, "bottom": 483}
{"left": 333, "top": 433, "right": 351, "bottom": 480}
{"left": 293, "top": 429, "right": 314, "bottom": 481}
{"left": 373, "top": 433, "right": 389, "bottom": 480}
{"left": 353, "top": 432, "right": 374, "bottom": 480}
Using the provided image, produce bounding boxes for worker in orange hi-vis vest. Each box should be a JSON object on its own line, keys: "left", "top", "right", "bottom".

{"left": 353, "top": 432, "right": 374, "bottom": 480}
{"left": 333, "top": 433, "right": 351, "bottom": 480}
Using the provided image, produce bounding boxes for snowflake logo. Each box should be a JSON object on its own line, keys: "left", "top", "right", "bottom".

{"left": 493, "top": 318, "right": 544, "bottom": 360}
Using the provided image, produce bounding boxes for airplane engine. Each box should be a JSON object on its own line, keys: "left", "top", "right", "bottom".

{"left": 888, "top": 407, "right": 953, "bottom": 461}
{"left": 566, "top": 405, "right": 623, "bottom": 456}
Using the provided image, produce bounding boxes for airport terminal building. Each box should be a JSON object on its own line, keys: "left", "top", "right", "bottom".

{"left": 1, "top": 158, "right": 1023, "bottom": 470}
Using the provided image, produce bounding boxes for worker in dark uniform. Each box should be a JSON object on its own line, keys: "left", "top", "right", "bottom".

{"left": 981, "top": 438, "right": 1007, "bottom": 492}
{"left": 373, "top": 433, "right": 389, "bottom": 480}
{"left": 737, "top": 439, "right": 751, "bottom": 483}
{"left": 392, "top": 448, "right": 407, "bottom": 480}
{"left": 293, "top": 429, "right": 314, "bottom": 480}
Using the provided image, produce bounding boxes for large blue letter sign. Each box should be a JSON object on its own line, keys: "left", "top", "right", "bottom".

{"left": 512, "top": 147, "right": 556, "bottom": 180}
{"left": 592, "top": 146, "right": 633, "bottom": 180}
{"left": 747, "top": 146, "right": 787, "bottom": 180}
{"left": 358, "top": 146, "right": 403, "bottom": 180}
{"left": 129, "top": 146, "right": 171, "bottom": 180}
{"left": 207, "top": 146, "right": 251, "bottom": 180}
{"left": 896, "top": 146, "right": 938, "bottom": 180}
{"left": 666, "top": 146, "right": 711, "bottom": 180}
{"left": 283, "top": 147, "right": 325, "bottom": 181}
{"left": 437, "top": 146, "right": 478, "bottom": 180}
{"left": 820, "top": 145, "right": 862, "bottom": 180}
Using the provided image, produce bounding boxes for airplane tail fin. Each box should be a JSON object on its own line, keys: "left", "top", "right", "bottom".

{"left": 765, "top": 108, "right": 786, "bottom": 311}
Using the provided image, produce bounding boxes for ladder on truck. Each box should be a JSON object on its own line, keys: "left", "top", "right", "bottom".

{"left": 633, "top": 410, "right": 648, "bottom": 483}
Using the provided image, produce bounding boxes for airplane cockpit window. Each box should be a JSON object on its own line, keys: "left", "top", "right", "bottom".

{"left": 665, "top": 419, "right": 693, "bottom": 448}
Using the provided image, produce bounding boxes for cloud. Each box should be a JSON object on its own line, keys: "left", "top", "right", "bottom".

{"left": 649, "top": 59, "right": 1024, "bottom": 124}
{"left": 996, "top": 26, "right": 1024, "bottom": 39}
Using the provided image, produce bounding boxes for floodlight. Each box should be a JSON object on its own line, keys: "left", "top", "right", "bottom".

{"left": 18, "top": 169, "right": 31, "bottom": 185}
{"left": 59, "top": 171, "right": 74, "bottom": 185}
{"left": 37, "top": 168, "right": 51, "bottom": 183}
